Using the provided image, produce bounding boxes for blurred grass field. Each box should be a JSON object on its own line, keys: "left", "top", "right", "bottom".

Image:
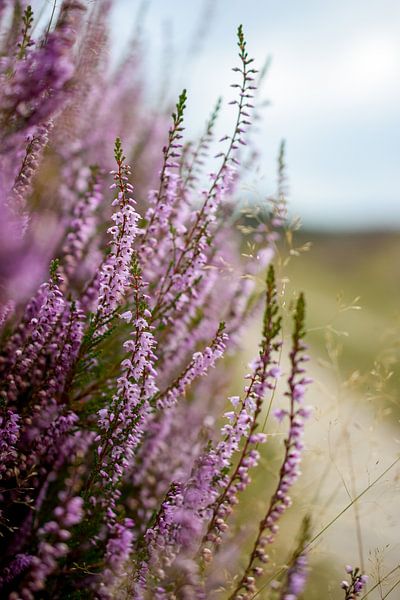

{"left": 286, "top": 230, "right": 400, "bottom": 406}
{"left": 286, "top": 230, "right": 400, "bottom": 598}
{"left": 230, "top": 229, "right": 400, "bottom": 599}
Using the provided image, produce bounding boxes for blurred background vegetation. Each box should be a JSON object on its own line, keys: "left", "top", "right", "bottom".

{"left": 288, "top": 230, "right": 400, "bottom": 385}
{"left": 233, "top": 229, "right": 400, "bottom": 599}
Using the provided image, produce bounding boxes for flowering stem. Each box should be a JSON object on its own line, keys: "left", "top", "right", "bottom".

{"left": 228, "top": 293, "right": 308, "bottom": 600}
{"left": 203, "top": 266, "right": 281, "bottom": 545}
{"left": 151, "top": 25, "right": 256, "bottom": 319}
{"left": 141, "top": 89, "right": 187, "bottom": 247}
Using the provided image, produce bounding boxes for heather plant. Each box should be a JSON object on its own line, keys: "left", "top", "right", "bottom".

{"left": 0, "top": 2, "right": 395, "bottom": 599}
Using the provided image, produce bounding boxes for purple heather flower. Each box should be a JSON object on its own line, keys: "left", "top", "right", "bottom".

{"left": 60, "top": 165, "right": 103, "bottom": 283}
{"left": 156, "top": 324, "right": 228, "bottom": 409}
{"left": 2, "top": 273, "right": 66, "bottom": 405}
{"left": 273, "top": 408, "right": 289, "bottom": 422}
{"left": 0, "top": 299, "right": 14, "bottom": 329}
{"left": 15, "top": 494, "right": 84, "bottom": 598}
{"left": 281, "top": 552, "right": 308, "bottom": 600}
{"left": 341, "top": 566, "right": 368, "bottom": 599}
{"left": 0, "top": 409, "right": 20, "bottom": 480}
{"left": 228, "top": 293, "right": 311, "bottom": 599}
{"left": 95, "top": 140, "right": 140, "bottom": 329}
{"left": 99, "top": 518, "right": 135, "bottom": 597}
{"left": 94, "top": 253, "right": 158, "bottom": 517}
{"left": 0, "top": 553, "right": 33, "bottom": 592}
{"left": 3, "top": 122, "right": 53, "bottom": 237}
{"left": 0, "top": 2, "right": 85, "bottom": 136}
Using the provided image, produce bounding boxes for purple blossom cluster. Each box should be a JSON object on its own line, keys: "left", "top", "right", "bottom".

{"left": 0, "top": 3, "right": 368, "bottom": 599}
{"left": 341, "top": 566, "right": 368, "bottom": 599}
{"left": 280, "top": 551, "right": 308, "bottom": 600}
{"left": 227, "top": 294, "right": 311, "bottom": 600}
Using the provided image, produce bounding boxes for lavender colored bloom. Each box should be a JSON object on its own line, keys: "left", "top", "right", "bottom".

{"left": 15, "top": 494, "right": 84, "bottom": 598}
{"left": 7, "top": 121, "right": 53, "bottom": 233}
{"left": 200, "top": 266, "right": 282, "bottom": 553}
{"left": 0, "top": 299, "right": 14, "bottom": 329}
{"left": 341, "top": 566, "right": 368, "bottom": 599}
{"left": 0, "top": 1, "right": 85, "bottom": 136}
{"left": 0, "top": 196, "right": 44, "bottom": 307}
{"left": 228, "top": 293, "right": 311, "bottom": 599}
{"left": 280, "top": 552, "right": 308, "bottom": 600}
{"left": 60, "top": 164, "right": 103, "bottom": 283}
{"left": 2, "top": 269, "right": 66, "bottom": 404}
{"left": 0, "top": 553, "right": 32, "bottom": 592}
{"left": 156, "top": 323, "right": 228, "bottom": 409}
{"left": 95, "top": 139, "right": 140, "bottom": 329}
{"left": 99, "top": 518, "right": 135, "bottom": 598}
{"left": 93, "top": 251, "right": 158, "bottom": 518}
{"left": 0, "top": 409, "right": 20, "bottom": 480}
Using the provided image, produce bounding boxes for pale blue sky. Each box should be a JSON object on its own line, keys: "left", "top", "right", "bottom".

{"left": 31, "top": 1, "right": 400, "bottom": 230}
{"left": 113, "top": 0, "right": 400, "bottom": 230}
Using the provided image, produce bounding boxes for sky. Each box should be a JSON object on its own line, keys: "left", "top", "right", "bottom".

{"left": 112, "top": 0, "right": 400, "bottom": 230}
{"left": 32, "top": 0, "right": 400, "bottom": 230}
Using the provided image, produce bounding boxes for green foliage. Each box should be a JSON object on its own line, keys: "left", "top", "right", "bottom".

{"left": 262, "top": 265, "right": 282, "bottom": 352}
{"left": 237, "top": 23, "right": 253, "bottom": 65}
{"left": 293, "top": 292, "right": 306, "bottom": 345}
{"left": 237, "top": 23, "right": 245, "bottom": 56}
{"left": 172, "top": 88, "right": 187, "bottom": 130}
{"left": 72, "top": 316, "right": 118, "bottom": 393}
{"left": 208, "top": 96, "right": 222, "bottom": 134}
{"left": 17, "top": 5, "right": 34, "bottom": 59}
{"left": 114, "top": 136, "right": 126, "bottom": 165}
{"left": 161, "top": 88, "right": 187, "bottom": 167}
{"left": 50, "top": 258, "right": 60, "bottom": 282}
